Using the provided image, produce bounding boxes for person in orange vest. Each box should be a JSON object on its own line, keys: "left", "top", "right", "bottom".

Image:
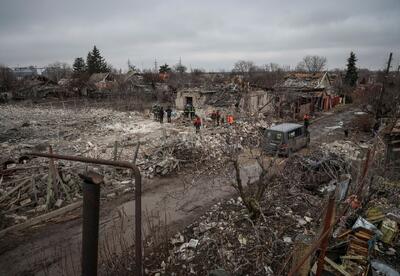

{"left": 193, "top": 115, "right": 202, "bottom": 133}
{"left": 227, "top": 115, "right": 234, "bottom": 125}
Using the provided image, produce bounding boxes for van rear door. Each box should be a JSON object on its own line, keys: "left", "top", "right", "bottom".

{"left": 265, "top": 130, "right": 283, "bottom": 152}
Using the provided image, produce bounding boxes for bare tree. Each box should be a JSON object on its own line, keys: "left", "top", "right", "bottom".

{"left": 353, "top": 71, "right": 400, "bottom": 119}
{"left": 43, "top": 62, "right": 72, "bottom": 82}
{"left": 295, "top": 61, "right": 307, "bottom": 72}
{"left": 0, "top": 65, "right": 15, "bottom": 91}
{"left": 232, "top": 60, "right": 256, "bottom": 74}
{"left": 298, "top": 55, "right": 327, "bottom": 73}
{"left": 264, "top": 62, "right": 282, "bottom": 72}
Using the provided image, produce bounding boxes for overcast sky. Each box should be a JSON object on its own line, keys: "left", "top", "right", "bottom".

{"left": 0, "top": 0, "right": 399, "bottom": 71}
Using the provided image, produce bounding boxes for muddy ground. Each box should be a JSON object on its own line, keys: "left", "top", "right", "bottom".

{"left": 0, "top": 103, "right": 359, "bottom": 275}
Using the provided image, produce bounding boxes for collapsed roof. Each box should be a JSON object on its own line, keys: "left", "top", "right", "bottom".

{"left": 277, "top": 72, "right": 331, "bottom": 91}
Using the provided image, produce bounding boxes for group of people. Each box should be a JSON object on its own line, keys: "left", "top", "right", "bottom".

{"left": 152, "top": 104, "right": 238, "bottom": 134}
{"left": 193, "top": 111, "right": 234, "bottom": 134}
{"left": 152, "top": 104, "right": 172, "bottom": 124}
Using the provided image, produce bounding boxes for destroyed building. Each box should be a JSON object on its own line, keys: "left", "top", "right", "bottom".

{"left": 274, "top": 72, "right": 341, "bottom": 118}
{"left": 175, "top": 88, "right": 217, "bottom": 110}
{"left": 117, "top": 71, "right": 152, "bottom": 93}
{"left": 12, "top": 75, "right": 69, "bottom": 100}
{"left": 88, "top": 72, "right": 117, "bottom": 91}
{"left": 238, "top": 89, "right": 275, "bottom": 114}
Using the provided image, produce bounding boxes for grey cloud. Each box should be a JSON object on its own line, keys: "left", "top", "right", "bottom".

{"left": 0, "top": 0, "right": 399, "bottom": 70}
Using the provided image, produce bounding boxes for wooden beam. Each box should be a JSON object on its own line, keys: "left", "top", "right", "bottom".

{"left": 0, "top": 201, "right": 82, "bottom": 238}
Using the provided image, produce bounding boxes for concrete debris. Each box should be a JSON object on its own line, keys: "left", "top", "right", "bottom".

{"left": 321, "top": 140, "right": 367, "bottom": 161}
{"left": 171, "top": 233, "right": 185, "bottom": 245}
{"left": 55, "top": 199, "right": 63, "bottom": 208}
{"left": 0, "top": 104, "right": 266, "bottom": 230}
{"left": 141, "top": 149, "right": 351, "bottom": 275}
{"left": 283, "top": 236, "right": 293, "bottom": 243}
{"left": 238, "top": 234, "right": 247, "bottom": 246}
{"left": 371, "top": 260, "right": 400, "bottom": 276}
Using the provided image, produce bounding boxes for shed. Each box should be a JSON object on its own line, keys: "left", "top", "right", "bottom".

{"left": 175, "top": 88, "right": 217, "bottom": 110}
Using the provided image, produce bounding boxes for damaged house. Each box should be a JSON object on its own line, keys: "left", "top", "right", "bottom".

{"left": 175, "top": 85, "right": 245, "bottom": 118}
{"left": 274, "top": 72, "right": 341, "bottom": 118}
{"left": 175, "top": 88, "right": 217, "bottom": 110}
{"left": 88, "top": 72, "right": 117, "bottom": 91}
{"left": 238, "top": 89, "right": 275, "bottom": 114}
{"left": 13, "top": 75, "right": 69, "bottom": 100}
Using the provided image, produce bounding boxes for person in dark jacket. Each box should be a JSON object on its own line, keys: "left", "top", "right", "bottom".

{"left": 303, "top": 114, "right": 310, "bottom": 130}
{"left": 184, "top": 104, "right": 190, "bottom": 118}
{"left": 189, "top": 105, "right": 196, "bottom": 120}
{"left": 211, "top": 110, "right": 217, "bottom": 126}
{"left": 152, "top": 104, "right": 159, "bottom": 121}
{"left": 166, "top": 107, "right": 172, "bottom": 123}
{"left": 159, "top": 106, "right": 164, "bottom": 124}
{"left": 216, "top": 110, "right": 221, "bottom": 126}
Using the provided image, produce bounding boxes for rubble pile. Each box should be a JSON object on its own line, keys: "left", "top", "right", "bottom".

{"left": 0, "top": 104, "right": 266, "bottom": 229}
{"left": 107, "top": 150, "right": 352, "bottom": 275}
{"left": 282, "top": 151, "right": 350, "bottom": 194}
{"left": 0, "top": 157, "right": 138, "bottom": 229}
{"left": 135, "top": 121, "right": 264, "bottom": 178}
{"left": 146, "top": 196, "right": 312, "bottom": 276}
{"left": 320, "top": 140, "right": 368, "bottom": 161}
{"left": 12, "top": 75, "right": 71, "bottom": 100}
{"left": 115, "top": 188, "right": 323, "bottom": 275}
{"left": 106, "top": 144, "right": 400, "bottom": 275}
{"left": 0, "top": 161, "right": 82, "bottom": 229}
{"left": 204, "top": 89, "right": 240, "bottom": 107}
{"left": 310, "top": 195, "right": 400, "bottom": 275}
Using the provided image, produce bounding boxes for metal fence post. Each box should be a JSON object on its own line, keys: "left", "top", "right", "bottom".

{"left": 80, "top": 171, "right": 102, "bottom": 276}
{"left": 135, "top": 173, "right": 142, "bottom": 276}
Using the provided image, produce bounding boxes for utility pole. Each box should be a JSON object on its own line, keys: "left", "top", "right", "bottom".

{"left": 154, "top": 59, "right": 158, "bottom": 73}
{"left": 386, "top": 52, "right": 393, "bottom": 74}
{"left": 377, "top": 52, "right": 393, "bottom": 119}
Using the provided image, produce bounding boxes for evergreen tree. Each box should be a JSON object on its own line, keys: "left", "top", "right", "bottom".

{"left": 174, "top": 63, "right": 187, "bottom": 73}
{"left": 86, "top": 45, "right": 109, "bottom": 74}
{"left": 86, "top": 51, "right": 95, "bottom": 74}
{"left": 159, "top": 63, "right": 171, "bottom": 74}
{"left": 344, "top": 52, "right": 358, "bottom": 87}
{"left": 72, "top": 57, "right": 86, "bottom": 73}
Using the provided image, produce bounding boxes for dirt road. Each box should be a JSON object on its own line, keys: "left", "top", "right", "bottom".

{"left": 0, "top": 105, "right": 358, "bottom": 275}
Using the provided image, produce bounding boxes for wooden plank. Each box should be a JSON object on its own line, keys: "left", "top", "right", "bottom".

{"left": 0, "top": 179, "right": 31, "bottom": 203}
{"left": 0, "top": 201, "right": 82, "bottom": 238}
{"left": 324, "top": 256, "right": 351, "bottom": 276}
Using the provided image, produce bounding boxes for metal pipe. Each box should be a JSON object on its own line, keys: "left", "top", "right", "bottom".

{"left": 80, "top": 172, "right": 102, "bottom": 276}
{"left": 27, "top": 152, "right": 143, "bottom": 276}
